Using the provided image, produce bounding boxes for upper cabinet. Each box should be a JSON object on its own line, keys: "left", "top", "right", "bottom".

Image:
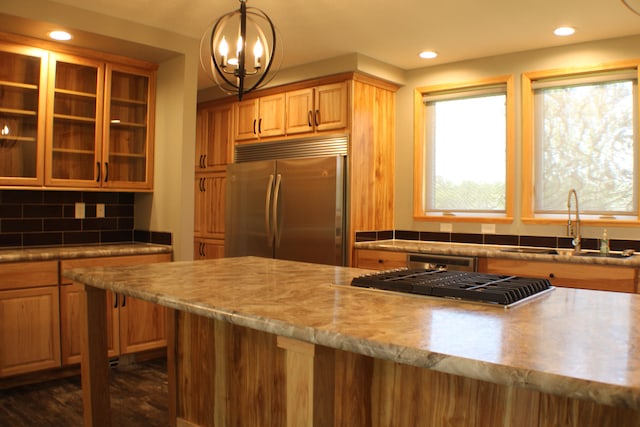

{"left": 196, "top": 101, "right": 233, "bottom": 170}
{"left": 102, "top": 64, "right": 155, "bottom": 190}
{"left": 0, "top": 42, "right": 48, "bottom": 187}
{"left": 234, "top": 93, "right": 285, "bottom": 141}
{"left": 285, "top": 82, "right": 348, "bottom": 135}
{"left": 233, "top": 81, "right": 348, "bottom": 142}
{"left": 0, "top": 35, "right": 157, "bottom": 191}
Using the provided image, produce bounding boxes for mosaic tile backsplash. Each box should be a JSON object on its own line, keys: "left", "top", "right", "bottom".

{"left": 0, "top": 190, "right": 171, "bottom": 248}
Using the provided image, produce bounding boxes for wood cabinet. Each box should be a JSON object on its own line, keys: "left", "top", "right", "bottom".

{"left": 45, "top": 54, "right": 155, "bottom": 190}
{"left": 0, "top": 34, "right": 156, "bottom": 191}
{"left": 0, "top": 41, "right": 48, "bottom": 186}
{"left": 285, "top": 82, "right": 348, "bottom": 135}
{"left": 196, "top": 102, "right": 232, "bottom": 170}
{"left": 194, "top": 171, "right": 226, "bottom": 239}
{"left": 479, "top": 257, "right": 637, "bottom": 293}
{"left": 0, "top": 261, "right": 60, "bottom": 378}
{"left": 234, "top": 93, "right": 285, "bottom": 141}
{"left": 194, "top": 238, "right": 225, "bottom": 260}
{"left": 354, "top": 249, "right": 407, "bottom": 270}
{"left": 59, "top": 253, "right": 170, "bottom": 365}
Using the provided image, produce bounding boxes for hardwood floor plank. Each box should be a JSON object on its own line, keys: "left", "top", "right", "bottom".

{"left": 0, "top": 359, "right": 167, "bottom": 427}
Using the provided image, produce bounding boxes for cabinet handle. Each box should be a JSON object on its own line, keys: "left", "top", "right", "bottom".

{"left": 253, "top": 119, "right": 257, "bottom": 135}
{"left": 307, "top": 111, "right": 313, "bottom": 127}
{"left": 549, "top": 273, "right": 555, "bottom": 278}
{"left": 113, "top": 294, "right": 118, "bottom": 308}
{"left": 104, "top": 162, "right": 109, "bottom": 182}
{"left": 201, "top": 242, "right": 205, "bottom": 257}
{"left": 121, "top": 295, "right": 126, "bottom": 307}
{"left": 201, "top": 177, "right": 206, "bottom": 192}
{"left": 202, "top": 155, "right": 206, "bottom": 168}
{"left": 96, "top": 162, "right": 101, "bottom": 182}
{"left": 258, "top": 118, "right": 262, "bottom": 134}
{"left": 314, "top": 110, "right": 320, "bottom": 127}
{"left": 199, "top": 155, "right": 204, "bottom": 168}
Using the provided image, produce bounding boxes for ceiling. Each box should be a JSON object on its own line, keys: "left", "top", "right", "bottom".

{"left": 5, "top": 0, "right": 640, "bottom": 90}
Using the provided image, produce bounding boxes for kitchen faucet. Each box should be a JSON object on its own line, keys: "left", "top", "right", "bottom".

{"left": 567, "top": 189, "right": 581, "bottom": 254}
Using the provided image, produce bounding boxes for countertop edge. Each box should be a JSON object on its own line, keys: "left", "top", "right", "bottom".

{"left": 355, "top": 239, "right": 640, "bottom": 267}
{"left": 0, "top": 243, "right": 172, "bottom": 263}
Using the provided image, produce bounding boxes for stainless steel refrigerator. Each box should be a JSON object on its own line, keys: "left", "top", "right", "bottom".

{"left": 225, "top": 155, "right": 346, "bottom": 266}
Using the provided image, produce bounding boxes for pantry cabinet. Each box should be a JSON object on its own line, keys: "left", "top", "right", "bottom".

{"left": 0, "top": 261, "right": 60, "bottom": 378}
{"left": 234, "top": 93, "right": 285, "bottom": 141}
{"left": 0, "top": 42, "right": 48, "bottom": 186}
{"left": 59, "top": 253, "right": 170, "bottom": 365}
{"left": 285, "top": 82, "right": 348, "bottom": 135}
{"left": 0, "top": 34, "right": 156, "bottom": 191}
{"left": 196, "top": 102, "right": 233, "bottom": 170}
{"left": 194, "top": 238, "right": 225, "bottom": 260}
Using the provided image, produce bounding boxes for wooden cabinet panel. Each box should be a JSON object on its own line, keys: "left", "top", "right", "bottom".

{"left": 60, "top": 253, "right": 170, "bottom": 365}
{"left": 0, "top": 261, "right": 60, "bottom": 378}
{"left": 196, "top": 103, "right": 232, "bottom": 170}
{"left": 194, "top": 171, "right": 226, "bottom": 239}
{"left": 0, "top": 41, "right": 48, "bottom": 186}
{"left": 354, "top": 249, "right": 407, "bottom": 270}
{"left": 234, "top": 94, "right": 285, "bottom": 141}
{"left": 285, "top": 82, "right": 348, "bottom": 136}
{"left": 480, "top": 257, "right": 637, "bottom": 293}
{"left": 194, "top": 238, "right": 225, "bottom": 260}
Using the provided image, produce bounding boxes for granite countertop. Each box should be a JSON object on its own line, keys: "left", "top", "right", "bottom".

{"left": 64, "top": 256, "right": 640, "bottom": 410}
{"left": 0, "top": 243, "right": 172, "bottom": 263}
{"left": 355, "top": 239, "right": 640, "bottom": 267}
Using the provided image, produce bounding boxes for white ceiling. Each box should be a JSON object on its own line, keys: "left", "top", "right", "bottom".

{"left": 6, "top": 0, "right": 640, "bottom": 90}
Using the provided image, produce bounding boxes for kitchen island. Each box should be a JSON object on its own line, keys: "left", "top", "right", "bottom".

{"left": 64, "top": 256, "right": 640, "bottom": 426}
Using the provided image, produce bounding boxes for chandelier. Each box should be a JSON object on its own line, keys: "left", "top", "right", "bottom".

{"left": 201, "top": 0, "right": 281, "bottom": 100}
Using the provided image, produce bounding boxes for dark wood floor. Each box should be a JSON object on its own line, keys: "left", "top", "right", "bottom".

{"left": 0, "top": 358, "right": 168, "bottom": 427}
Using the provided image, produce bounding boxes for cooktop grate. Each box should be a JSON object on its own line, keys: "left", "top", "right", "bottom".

{"left": 351, "top": 268, "right": 553, "bottom": 307}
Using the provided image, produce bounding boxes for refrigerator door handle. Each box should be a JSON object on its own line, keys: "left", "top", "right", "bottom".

{"left": 272, "top": 173, "right": 282, "bottom": 248}
{"left": 265, "top": 174, "right": 275, "bottom": 247}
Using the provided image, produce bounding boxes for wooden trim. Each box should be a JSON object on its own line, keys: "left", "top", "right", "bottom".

{"left": 166, "top": 308, "right": 178, "bottom": 427}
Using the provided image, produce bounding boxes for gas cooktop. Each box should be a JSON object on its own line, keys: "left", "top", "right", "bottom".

{"left": 351, "top": 268, "right": 553, "bottom": 307}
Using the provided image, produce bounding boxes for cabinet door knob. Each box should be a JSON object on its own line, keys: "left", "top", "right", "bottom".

{"left": 549, "top": 273, "right": 555, "bottom": 278}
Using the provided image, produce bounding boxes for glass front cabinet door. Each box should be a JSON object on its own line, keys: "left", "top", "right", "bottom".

{"left": 102, "top": 64, "right": 155, "bottom": 190}
{"left": 45, "top": 52, "right": 103, "bottom": 188}
{"left": 0, "top": 42, "right": 48, "bottom": 186}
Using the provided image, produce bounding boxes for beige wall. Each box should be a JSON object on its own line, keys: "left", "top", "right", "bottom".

{"left": 395, "top": 34, "right": 640, "bottom": 242}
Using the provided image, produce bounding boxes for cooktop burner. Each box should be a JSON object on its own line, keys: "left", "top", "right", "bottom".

{"left": 351, "top": 268, "right": 553, "bottom": 307}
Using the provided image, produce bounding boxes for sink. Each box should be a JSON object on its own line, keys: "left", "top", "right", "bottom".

{"left": 500, "top": 247, "right": 558, "bottom": 255}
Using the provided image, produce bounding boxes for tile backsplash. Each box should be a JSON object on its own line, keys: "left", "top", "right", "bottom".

{"left": 0, "top": 190, "right": 171, "bottom": 248}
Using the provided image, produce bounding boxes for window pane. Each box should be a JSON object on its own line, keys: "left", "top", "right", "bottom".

{"left": 426, "top": 94, "right": 506, "bottom": 211}
{"left": 535, "top": 81, "right": 635, "bottom": 214}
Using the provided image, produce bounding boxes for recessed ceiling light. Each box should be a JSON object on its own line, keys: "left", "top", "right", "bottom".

{"left": 419, "top": 51, "right": 438, "bottom": 59}
{"left": 49, "top": 30, "right": 72, "bottom": 41}
{"left": 554, "top": 26, "right": 575, "bottom": 37}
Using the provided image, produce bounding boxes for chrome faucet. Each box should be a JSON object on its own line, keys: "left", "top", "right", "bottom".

{"left": 567, "top": 189, "right": 581, "bottom": 254}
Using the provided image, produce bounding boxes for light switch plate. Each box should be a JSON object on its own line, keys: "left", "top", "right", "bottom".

{"left": 75, "top": 202, "right": 85, "bottom": 219}
{"left": 96, "top": 203, "right": 105, "bottom": 218}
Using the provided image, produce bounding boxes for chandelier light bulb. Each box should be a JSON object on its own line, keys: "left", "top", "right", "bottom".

{"left": 219, "top": 37, "right": 229, "bottom": 67}
{"left": 253, "top": 38, "right": 263, "bottom": 68}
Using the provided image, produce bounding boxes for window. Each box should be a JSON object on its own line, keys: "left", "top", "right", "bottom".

{"left": 414, "top": 76, "right": 514, "bottom": 222}
{"left": 522, "top": 63, "right": 639, "bottom": 222}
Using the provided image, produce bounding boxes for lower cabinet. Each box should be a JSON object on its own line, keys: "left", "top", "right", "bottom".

{"left": 354, "top": 249, "right": 408, "bottom": 270}
{"left": 59, "top": 253, "right": 171, "bottom": 365}
{"left": 194, "top": 238, "right": 225, "bottom": 260}
{"left": 0, "top": 261, "right": 60, "bottom": 378}
{"left": 479, "top": 257, "right": 637, "bottom": 293}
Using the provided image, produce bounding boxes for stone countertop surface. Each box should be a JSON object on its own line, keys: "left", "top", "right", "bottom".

{"left": 64, "top": 256, "right": 640, "bottom": 410}
{"left": 0, "top": 243, "right": 172, "bottom": 263}
{"left": 355, "top": 239, "right": 640, "bottom": 267}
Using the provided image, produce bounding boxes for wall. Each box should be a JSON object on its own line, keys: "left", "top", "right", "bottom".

{"left": 395, "top": 34, "right": 640, "bottom": 242}
{"left": 1, "top": 0, "right": 200, "bottom": 261}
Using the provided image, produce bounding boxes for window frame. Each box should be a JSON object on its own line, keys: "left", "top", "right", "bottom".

{"left": 521, "top": 61, "right": 640, "bottom": 226}
{"left": 413, "top": 75, "right": 515, "bottom": 223}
